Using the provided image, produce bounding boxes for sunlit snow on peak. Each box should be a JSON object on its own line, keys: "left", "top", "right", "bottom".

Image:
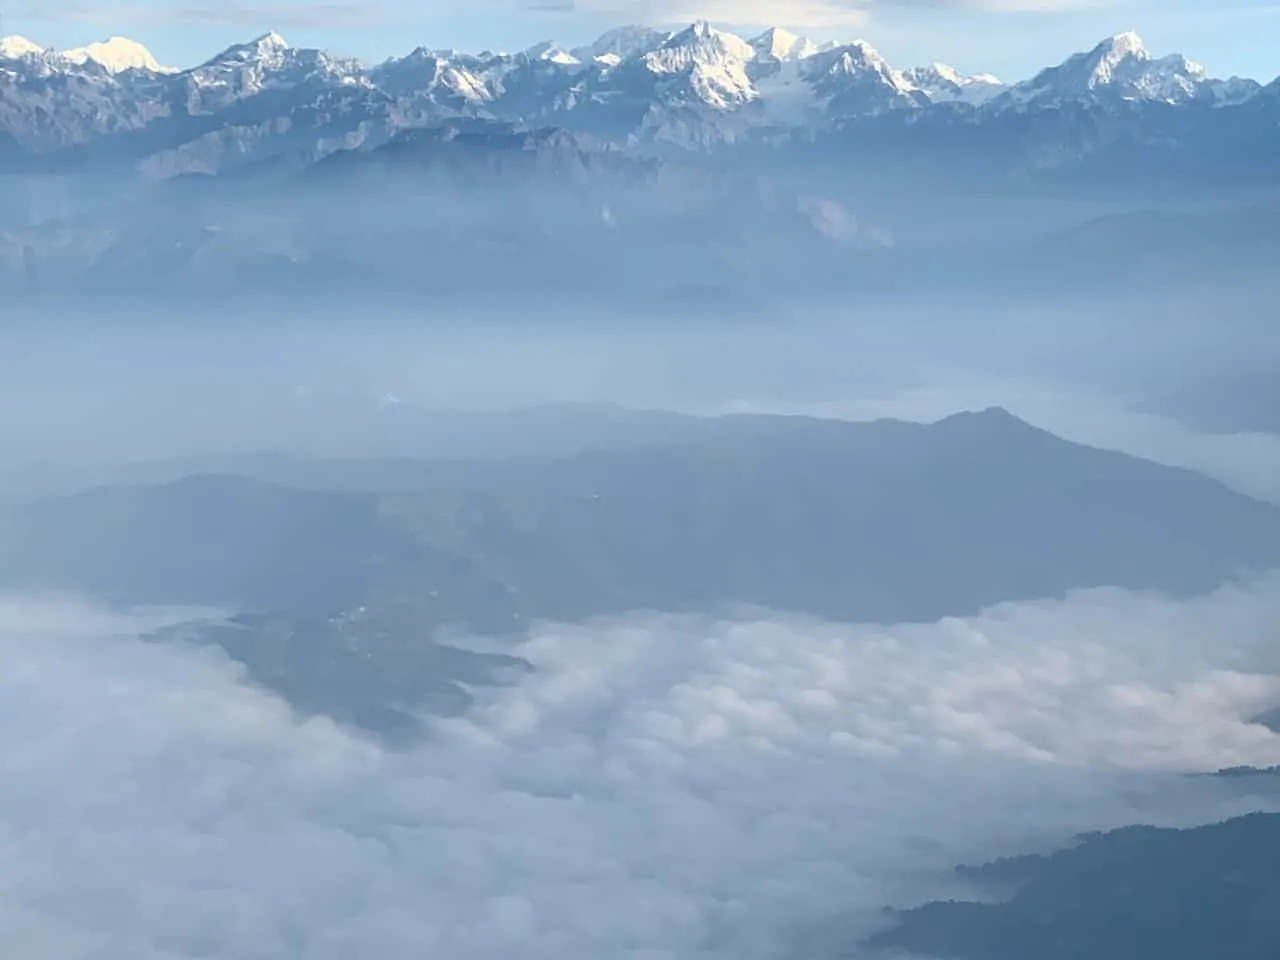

{"left": 60, "top": 36, "right": 172, "bottom": 73}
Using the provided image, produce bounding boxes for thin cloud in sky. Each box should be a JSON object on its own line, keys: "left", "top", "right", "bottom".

{"left": 10, "top": 2, "right": 387, "bottom": 27}
{"left": 10, "top": 0, "right": 1274, "bottom": 34}
{"left": 527, "top": 0, "right": 1120, "bottom": 28}
{"left": 543, "top": 0, "right": 869, "bottom": 27}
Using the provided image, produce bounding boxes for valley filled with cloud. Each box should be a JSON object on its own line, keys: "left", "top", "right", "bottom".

{"left": 4, "top": 578, "right": 1279, "bottom": 958}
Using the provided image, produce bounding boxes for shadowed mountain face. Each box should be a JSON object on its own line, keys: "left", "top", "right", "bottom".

{"left": 2, "top": 409, "right": 1278, "bottom": 733}
{"left": 4, "top": 408, "right": 1278, "bottom": 624}
{"left": 0, "top": 118, "right": 904, "bottom": 304}
{"left": 870, "top": 812, "right": 1280, "bottom": 960}
{"left": 6, "top": 135, "right": 1280, "bottom": 305}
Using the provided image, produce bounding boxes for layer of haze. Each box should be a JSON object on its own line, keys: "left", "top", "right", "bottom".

{"left": 3, "top": 580, "right": 1280, "bottom": 958}
{"left": 1, "top": 317, "right": 1277, "bottom": 506}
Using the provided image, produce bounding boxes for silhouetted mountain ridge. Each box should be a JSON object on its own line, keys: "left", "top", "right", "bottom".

{"left": 871, "top": 812, "right": 1280, "bottom": 960}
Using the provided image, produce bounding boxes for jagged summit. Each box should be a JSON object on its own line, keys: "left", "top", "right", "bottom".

{"left": 1084, "top": 30, "right": 1151, "bottom": 84}
{"left": 0, "top": 21, "right": 1268, "bottom": 166}
{"left": 205, "top": 31, "right": 289, "bottom": 65}
{"left": 639, "top": 20, "right": 759, "bottom": 109}
{"left": 753, "top": 26, "right": 799, "bottom": 59}
{"left": 524, "top": 40, "right": 580, "bottom": 64}
{"left": 1099, "top": 30, "right": 1146, "bottom": 57}
{"left": 655, "top": 19, "right": 754, "bottom": 58}
{"left": 811, "top": 39, "right": 901, "bottom": 86}
{"left": 1001, "top": 29, "right": 1237, "bottom": 106}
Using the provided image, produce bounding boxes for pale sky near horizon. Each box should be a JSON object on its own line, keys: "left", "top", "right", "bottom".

{"left": 4, "top": 1, "right": 1278, "bottom": 83}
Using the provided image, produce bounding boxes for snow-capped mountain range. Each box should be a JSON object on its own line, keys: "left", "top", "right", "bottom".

{"left": 0, "top": 21, "right": 1272, "bottom": 173}
{"left": 0, "top": 34, "right": 172, "bottom": 73}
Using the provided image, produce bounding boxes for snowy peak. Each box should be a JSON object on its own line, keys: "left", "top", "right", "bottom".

{"left": 571, "top": 26, "right": 673, "bottom": 63}
{"left": 60, "top": 36, "right": 171, "bottom": 73}
{"left": 0, "top": 35, "right": 46, "bottom": 59}
{"left": 432, "top": 60, "right": 492, "bottom": 104}
{"left": 750, "top": 27, "right": 822, "bottom": 61}
{"left": 650, "top": 20, "right": 757, "bottom": 68}
{"left": 809, "top": 40, "right": 904, "bottom": 91}
{"left": 796, "top": 41, "right": 926, "bottom": 117}
{"left": 1, "top": 32, "right": 172, "bottom": 75}
{"left": 370, "top": 47, "right": 494, "bottom": 106}
{"left": 920, "top": 62, "right": 1001, "bottom": 87}
{"left": 256, "top": 31, "right": 289, "bottom": 53}
{"left": 1003, "top": 31, "right": 1233, "bottom": 107}
{"left": 902, "top": 62, "right": 1005, "bottom": 104}
{"left": 524, "top": 41, "right": 580, "bottom": 65}
{"left": 683, "top": 19, "right": 715, "bottom": 40}
{"left": 820, "top": 41, "right": 893, "bottom": 73}
{"left": 184, "top": 31, "right": 369, "bottom": 110}
{"left": 641, "top": 20, "right": 759, "bottom": 109}
{"left": 1096, "top": 31, "right": 1146, "bottom": 61}
{"left": 205, "top": 31, "right": 290, "bottom": 66}
{"left": 1083, "top": 31, "right": 1150, "bottom": 85}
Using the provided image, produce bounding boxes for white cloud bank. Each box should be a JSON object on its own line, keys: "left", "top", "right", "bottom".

{"left": 3, "top": 580, "right": 1280, "bottom": 958}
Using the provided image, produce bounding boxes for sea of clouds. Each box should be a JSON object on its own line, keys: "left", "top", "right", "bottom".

{"left": 4, "top": 577, "right": 1280, "bottom": 959}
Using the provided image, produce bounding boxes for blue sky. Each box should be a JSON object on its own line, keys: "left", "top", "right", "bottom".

{"left": 5, "top": 1, "right": 1279, "bottom": 82}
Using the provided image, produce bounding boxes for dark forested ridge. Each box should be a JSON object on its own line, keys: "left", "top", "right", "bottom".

{"left": 870, "top": 812, "right": 1280, "bottom": 960}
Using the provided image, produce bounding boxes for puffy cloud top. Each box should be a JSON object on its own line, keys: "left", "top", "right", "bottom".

{"left": 3, "top": 579, "right": 1279, "bottom": 958}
